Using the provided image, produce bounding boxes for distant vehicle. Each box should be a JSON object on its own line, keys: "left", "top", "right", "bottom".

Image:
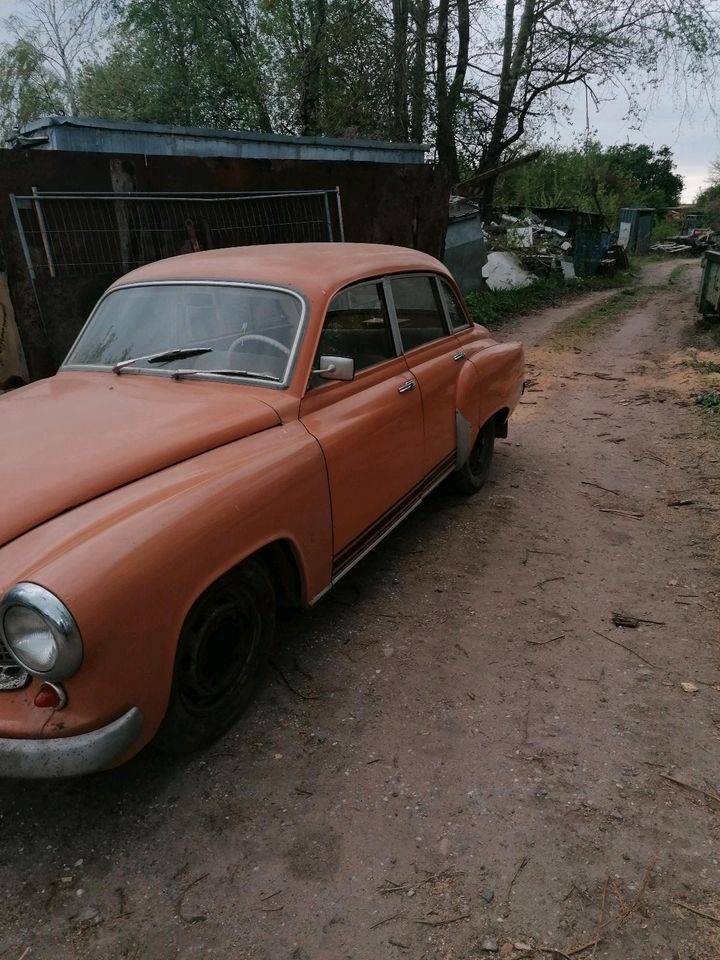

{"left": 0, "top": 243, "right": 524, "bottom": 777}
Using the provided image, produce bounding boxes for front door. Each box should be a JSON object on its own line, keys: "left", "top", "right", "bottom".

{"left": 300, "top": 279, "right": 425, "bottom": 579}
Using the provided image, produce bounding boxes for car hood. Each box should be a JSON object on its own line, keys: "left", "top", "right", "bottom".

{"left": 0, "top": 371, "right": 281, "bottom": 548}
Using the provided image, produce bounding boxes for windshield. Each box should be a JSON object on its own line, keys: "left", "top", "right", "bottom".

{"left": 65, "top": 282, "right": 305, "bottom": 384}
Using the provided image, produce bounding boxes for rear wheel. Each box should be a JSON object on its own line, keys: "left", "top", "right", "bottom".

{"left": 454, "top": 419, "right": 495, "bottom": 495}
{"left": 155, "top": 560, "right": 275, "bottom": 754}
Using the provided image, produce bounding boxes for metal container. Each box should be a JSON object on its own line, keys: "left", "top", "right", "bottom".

{"left": 696, "top": 248, "right": 720, "bottom": 320}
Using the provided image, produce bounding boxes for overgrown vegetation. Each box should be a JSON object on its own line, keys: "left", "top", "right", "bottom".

{"left": 495, "top": 141, "right": 684, "bottom": 228}
{"left": 464, "top": 268, "right": 637, "bottom": 329}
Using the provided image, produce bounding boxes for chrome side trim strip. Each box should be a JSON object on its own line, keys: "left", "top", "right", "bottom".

{"left": 0, "top": 707, "right": 143, "bottom": 779}
{"left": 330, "top": 462, "right": 455, "bottom": 588}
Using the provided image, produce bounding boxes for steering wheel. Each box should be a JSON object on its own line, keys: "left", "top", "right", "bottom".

{"left": 228, "top": 333, "right": 290, "bottom": 359}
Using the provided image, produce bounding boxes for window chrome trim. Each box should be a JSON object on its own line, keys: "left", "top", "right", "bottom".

{"left": 62, "top": 280, "right": 309, "bottom": 391}
{"left": 0, "top": 583, "right": 83, "bottom": 681}
{"left": 437, "top": 277, "right": 472, "bottom": 331}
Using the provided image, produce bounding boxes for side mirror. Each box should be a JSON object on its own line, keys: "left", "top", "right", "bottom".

{"left": 313, "top": 355, "right": 355, "bottom": 381}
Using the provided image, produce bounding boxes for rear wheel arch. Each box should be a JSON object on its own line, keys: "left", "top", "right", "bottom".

{"left": 492, "top": 406, "right": 510, "bottom": 439}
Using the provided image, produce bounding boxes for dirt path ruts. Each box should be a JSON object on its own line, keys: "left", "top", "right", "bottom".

{"left": 1, "top": 258, "right": 718, "bottom": 960}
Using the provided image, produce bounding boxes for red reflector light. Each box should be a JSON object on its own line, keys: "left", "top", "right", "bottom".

{"left": 34, "top": 684, "right": 62, "bottom": 709}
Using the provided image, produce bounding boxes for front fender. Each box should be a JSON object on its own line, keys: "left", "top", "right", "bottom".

{"left": 0, "top": 423, "right": 332, "bottom": 757}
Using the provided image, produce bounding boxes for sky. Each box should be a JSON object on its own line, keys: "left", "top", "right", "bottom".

{"left": 0, "top": 0, "right": 717, "bottom": 202}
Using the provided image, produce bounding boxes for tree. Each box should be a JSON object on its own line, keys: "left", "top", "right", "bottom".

{"left": 495, "top": 140, "right": 684, "bottom": 225}
{"left": 0, "top": 39, "right": 66, "bottom": 138}
{"left": 457, "top": 0, "right": 717, "bottom": 209}
{"left": 604, "top": 144, "right": 683, "bottom": 208}
{"left": 9, "top": 0, "right": 717, "bottom": 205}
{"left": 79, "top": 0, "right": 273, "bottom": 130}
{"left": 3, "top": 0, "right": 108, "bottom": 115}
{"left": 695, "top": 160, "right": 720, "bottom": 228}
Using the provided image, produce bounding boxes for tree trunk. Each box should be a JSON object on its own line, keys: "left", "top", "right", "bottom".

{"left": 409, "top": 0, "right": 429, "bottom": 143}
{"left": 391, "top": 0, "right": 410, "bottom": 140}
{"left": 434, "top": 0, "right": 469, "bottom": 183}
{"left": 299, "top": 0, "right": 326, "bottom": 136}
{"left": 480, "top": 0, "right": 536, "bottom": 211}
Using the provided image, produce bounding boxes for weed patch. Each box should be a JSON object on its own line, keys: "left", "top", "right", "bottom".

{"left": 691, "top": 359, "right": 720, "bottom": 375}
{"left": 696, "top": 391, "right": 720, "bottom": 410}
{"left": 464, "top": 270, "right": 635, "bottom": 331}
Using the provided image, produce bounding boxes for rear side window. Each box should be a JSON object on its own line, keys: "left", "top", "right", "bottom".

{"left": 439, "top": 279, "right": 471, "bottom": 331}
{"left": 315, "top": 281, "right": 396, "bottom": 376}
{"left": 390, "top": 275, "right": 448, "bottom": 351}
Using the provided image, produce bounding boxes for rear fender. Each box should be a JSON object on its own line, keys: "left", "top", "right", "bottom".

{"left": 455, "top": 341, "right": 524, "bottom": 461}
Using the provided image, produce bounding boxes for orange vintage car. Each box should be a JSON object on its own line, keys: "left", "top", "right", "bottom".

{"left": 0, "top": 243, "right": 524, "bottom": 777}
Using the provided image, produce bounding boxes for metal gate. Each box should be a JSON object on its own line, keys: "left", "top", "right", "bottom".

{"left": 10, "top": 188, "right": 344, "bottom": 281}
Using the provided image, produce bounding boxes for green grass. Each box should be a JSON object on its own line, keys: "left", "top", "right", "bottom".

{"left": 696, "top": 391, "right": 720, "bottom": 410}
{"left": 552, "top": 285, "right": 653, "bottom": 344}
{"left": 464, "top": 269, "right": 636, "bottom": 330}
{"left": 668, "top": 263, "right": 691, "bottom": 284}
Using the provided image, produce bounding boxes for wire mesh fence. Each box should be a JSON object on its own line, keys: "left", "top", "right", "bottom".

{"left": 10, "top": 189, "right": 343, "bottom": 280}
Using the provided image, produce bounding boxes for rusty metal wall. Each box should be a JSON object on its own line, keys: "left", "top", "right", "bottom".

{"left": 0, "top": 150, "right": 449, "bottom": 380}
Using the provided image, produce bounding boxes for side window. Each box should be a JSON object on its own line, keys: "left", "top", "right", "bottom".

{"left": 390, "top": 275, "right": 449, "bottom": 352}
{"left": 314, "top": 281, "right": 396, "bottom": 379}
{"left": 439, "top": 279, "right": 471, "bottom": 331}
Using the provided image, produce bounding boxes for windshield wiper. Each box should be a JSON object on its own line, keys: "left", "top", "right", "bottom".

{"left": 112, "top": 347, "right": 213, "bottom": 374}
{"left": 170, "top": 368, "right": 281, "bottom": 383}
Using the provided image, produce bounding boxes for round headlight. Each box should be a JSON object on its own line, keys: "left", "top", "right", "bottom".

{"left": 0, "top": 583, "right": 83, "bottom": 680}
{"left": 3, "top": 605, "right": 58, "bottom": 672}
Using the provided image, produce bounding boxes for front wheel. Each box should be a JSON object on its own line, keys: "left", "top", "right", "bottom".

{"left": 453, "top": 419, "right": 495, "bottom": 495}
{"left": 155, "top": 560, "right": 276, "bottom": 755}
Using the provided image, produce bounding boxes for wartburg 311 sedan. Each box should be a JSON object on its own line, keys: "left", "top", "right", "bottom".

{"left": 0, "top": 243, "right": 524, "bottom": 777}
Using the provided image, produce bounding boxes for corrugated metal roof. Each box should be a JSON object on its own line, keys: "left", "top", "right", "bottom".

{"left": 14, "top": 116, "right": 430, "bottom": 164}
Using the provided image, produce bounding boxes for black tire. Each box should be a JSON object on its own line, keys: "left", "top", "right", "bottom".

{"left": 453, "top": 419, "right": 495, "bottom": 495}
{"left": 155, "top": 560, "right": 276, "bottom": 755}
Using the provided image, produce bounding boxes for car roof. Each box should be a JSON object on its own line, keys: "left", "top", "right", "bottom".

{"left": 110, "top": 243, "right": 451, "bottom": 294}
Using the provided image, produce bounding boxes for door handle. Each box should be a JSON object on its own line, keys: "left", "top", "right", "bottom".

{"left": 453, "top": 350, "right": 466, "bottom": 362}
{"left": 398, "top": 380, "right": 416, "bottom": 394}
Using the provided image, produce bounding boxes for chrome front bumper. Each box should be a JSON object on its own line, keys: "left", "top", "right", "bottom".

{"left": 0, "top": 707, "right": 143, "bottom": 778}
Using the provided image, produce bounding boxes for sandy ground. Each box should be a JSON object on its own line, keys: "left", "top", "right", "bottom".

{"left": 1, "top": 258, "right": 719, "bottom": 960}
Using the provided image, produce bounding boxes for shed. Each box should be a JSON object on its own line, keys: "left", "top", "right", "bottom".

{"left": 618, "top": 208, "right": 655, "bottom": 254}
{"left": 443, "top": 197, "right": 487, "bottom": 293}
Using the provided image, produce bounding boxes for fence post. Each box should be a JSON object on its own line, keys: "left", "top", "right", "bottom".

{"left": 31, "top": 187, "right": 57, "bottom": 279}
{"left": 323, "top": 191, "right": 334, "bottom": 241}
{"left": 335, "top": 187, "right": 345, "bottom": 242}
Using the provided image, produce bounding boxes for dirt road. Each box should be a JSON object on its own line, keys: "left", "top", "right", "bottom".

{"left": 2, "top": 259, "right": 719, "bottom": 960}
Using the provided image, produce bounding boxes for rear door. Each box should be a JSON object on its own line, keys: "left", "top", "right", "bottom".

{"left": 300, "top": 279, "right": 425, "bottom": 578}
{"left": 387, "top": 274, "right": 465, "bottom": 475}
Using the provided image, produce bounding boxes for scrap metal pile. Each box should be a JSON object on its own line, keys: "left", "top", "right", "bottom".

{"left": 481, "top": 212, "right": 626, "bottom": 291}
{"left": 651, "top": 228, "right": 720, "bottom": 255}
